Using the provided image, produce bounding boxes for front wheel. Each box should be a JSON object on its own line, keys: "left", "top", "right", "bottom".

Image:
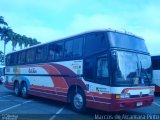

{"left": 71, "top": 90, "right": 86, "bottom": 113}
{"left": 21, "top": 82, "right": 29, "bottom": 98}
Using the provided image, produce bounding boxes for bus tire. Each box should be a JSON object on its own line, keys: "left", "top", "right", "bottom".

{"left": 21, "top": 82, "right": 29, "bottom": 99}
{"left": 14, "top": 82, "right": 21, "bottom": 97}
{"left": 71, "top": 89, "right": 86, "bottom": 113}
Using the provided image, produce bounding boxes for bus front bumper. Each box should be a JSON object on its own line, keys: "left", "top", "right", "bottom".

{"left": 110, "top": 96, "right": 154, "bottom": 111}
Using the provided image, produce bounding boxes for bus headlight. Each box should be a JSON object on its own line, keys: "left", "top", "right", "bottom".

{"left": 116, "top": 93, "right": 130, "bottom": 99}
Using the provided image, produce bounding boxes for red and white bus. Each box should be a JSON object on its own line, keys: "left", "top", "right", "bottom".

{"left": 151, "top": 55, "right": 160, "bottom": 95}
{"left": 5, "top": 30, "right": 154, "bottom": 112}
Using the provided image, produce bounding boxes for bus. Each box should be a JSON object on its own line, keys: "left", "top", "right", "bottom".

{"left": 4, "top": 29, "right": 154, "bottom": 112}
{"left": 151, "top": 55, "right": 160, "bottom": 95}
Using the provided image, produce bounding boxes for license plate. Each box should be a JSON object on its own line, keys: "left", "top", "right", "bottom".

{"left": 137, "top": 102, "right": 143, "bottom": 106}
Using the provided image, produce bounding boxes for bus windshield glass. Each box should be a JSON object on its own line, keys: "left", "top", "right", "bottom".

{"left": 108, "top": 32, "right": 148, "bottom": 53}
{"left": 114, "top": 51, "right": 152, "bottom": 86}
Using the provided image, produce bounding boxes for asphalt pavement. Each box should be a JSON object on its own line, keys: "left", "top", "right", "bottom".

{"left": 0, "top": 84, "right": 160, "bottom": 120}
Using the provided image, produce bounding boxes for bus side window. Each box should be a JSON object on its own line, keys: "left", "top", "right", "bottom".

{"left": 73, "top": 37, "right": 83, "bottom": 58}
{"left": 64, "top": 40, "right": 73, "bottom": 59}
{"left": 48, "top": 42, "right": 64, "bottom": 61}
{"left": 36, "top": 46, "right": 47, "bottom": 62}
{"left": 48, "top": 43, "right": 55, "bottom": 61}
{"left": 6, "top": 55, "right": 11, "bottom": 66}
{"left": 26, "top": 49, "right": 35, "bottom": 64}
{"left": 11, "top": 54, "right": 17, "bottom": 65}
{"left": 54, "top": 42, "right": 64, "bottom": 61}
{"left": 152, "top": 57, "right": 160, "bottom": 70}
{"left": 20, "top": 51, "right": 26, "bottom": 65}
{"left": 20, "top": 51, "right": 26, "bottom": 64}
{"left": 96, "top": 56, "right": 109, "bottom": 84}
{"left": 84, "top": 57, "right": 96, "bottom": 80}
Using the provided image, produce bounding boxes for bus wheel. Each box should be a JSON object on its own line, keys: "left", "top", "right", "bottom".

{"left": 71, "top": 89, "right": 86, "bottom": 113}
{"left": 21, "top": 82, "right": 29, "bottom": 98}
{"left": 14, "top": 82, "right": 20, "bottom": 97}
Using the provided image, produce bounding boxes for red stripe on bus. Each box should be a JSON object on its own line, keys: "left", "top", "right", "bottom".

{"left": 40, "top": 65, "right": 69, "bottom": 88}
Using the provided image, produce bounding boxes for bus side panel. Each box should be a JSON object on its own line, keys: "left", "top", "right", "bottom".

{"left": 5, "top": 60, "right": 87, "bottom": 103}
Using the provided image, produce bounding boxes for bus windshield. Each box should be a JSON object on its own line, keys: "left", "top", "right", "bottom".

{"left": 108, "top": 32, "right": 148, "bottom": 53}
{"left": 114, "top": 51, "right": 152, "bottom": 86}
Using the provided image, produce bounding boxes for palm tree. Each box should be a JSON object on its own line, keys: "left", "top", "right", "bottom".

{"left": 29, "top": 38, "right": 40, "bottom": 46}
{"left": 18, "top": 35, "right": 24, "bottom": 49}
{"left": 21, "top": 35, "right": 29, "bottom": 48}
{"left": 0, "top": 16, "right": 8, "bottom": 26}
{"left": 11, "top": 33, "right": 19, "bottom": 51}
{"left": 0, "top": 27, "right": 13, "bottom": 65}
{"left": 0, "top": 50, "right": 4, "bottom": 65}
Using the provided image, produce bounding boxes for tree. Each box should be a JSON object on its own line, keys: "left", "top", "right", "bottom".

{"left": 0, "top": 16, "right": 8, "bottom": 26}
{"left": 18, "top": 35, "right": 24, "bottom": 49}
{"left": 0, "top": 51, "right": 4, "bottom": 65}
{"left": 11, "top": 33, "right": 20, "bottom": 51}
{"left": 0, "top": 27, "right": 13, "bottom": 65}
{"left": 0, "top": 16, "right": 41, "bottom": 54}
{"left": 22, "top": 35, "right": 29, "bottom": 48}
{"left": 28, "top": 38, "right": 40, "bottom": 47}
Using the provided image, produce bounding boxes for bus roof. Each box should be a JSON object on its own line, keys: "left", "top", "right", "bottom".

{"left": 6, "top": 29, "right": 144, "bottom": 55}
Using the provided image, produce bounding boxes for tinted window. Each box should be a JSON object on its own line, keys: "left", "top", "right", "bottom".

{"left": 64, "top": 40, "right": 73, "bottom": 59}
{"left": 36, "top": 46, "right": 47, "bottom": 62}
{"left": 152, "top": 56, "right": 160, "bottom": 70}
{"left": 18, "top": 51, "right": 26, "bottom": 65}
{"left": 6, "top": 55, "right": 11, "bottom": 66}
{"left": 26, "top": 49, "right": 35, "bottom": 63}
{"left": 55, "top": 42, "right": 64, "bottom": 60}
{"left": 84, "top": 57, "right": 96, "bottom": 80}
{"left": 73, "top": 37, "right": 83, "bottom": 57}
{"left": 48, "top": 43, "right": 55, "bottom": 61}
{"left": 84, "top": 32, "right": 107, "bottom": 56}
{"left": 48, "top": 42, "right": 64, "bottom": 61}
{"left": 11, "top": 53, "right": 18, "bottom": 65}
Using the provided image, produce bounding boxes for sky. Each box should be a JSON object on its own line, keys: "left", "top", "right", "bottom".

{"left": 0, "top": 0, "right": 160, "bottom": 55}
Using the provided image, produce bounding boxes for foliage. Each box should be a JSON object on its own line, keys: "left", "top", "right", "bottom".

{"left": 0, "top": 51, "right": 4, "bottom": 65}
{"left": 0, "top": 16, "right": 41, "bottom": 65}
{"left": 0, "top": 16, "right": 41, "bottom": 51}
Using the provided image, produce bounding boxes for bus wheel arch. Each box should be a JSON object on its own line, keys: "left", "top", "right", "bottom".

{"left": 68, "top": 85, "right": 86, "bottom": 113}
{"left": 14, "top": 80, "right": 21, "bottom": 97}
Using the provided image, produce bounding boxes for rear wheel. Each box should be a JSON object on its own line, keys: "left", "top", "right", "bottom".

{"left": 71, "top": 89, "right": 86, "bottom": 113}
{"left": 14, "top": 82, "right": 20, "bottom": 97}
{"left": 21, "top": 82, "right": 29, "bottom": 98}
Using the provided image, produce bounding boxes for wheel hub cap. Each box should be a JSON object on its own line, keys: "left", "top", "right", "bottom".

{"left": 73, "top": 93, "right": 83, "bottom": 109}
